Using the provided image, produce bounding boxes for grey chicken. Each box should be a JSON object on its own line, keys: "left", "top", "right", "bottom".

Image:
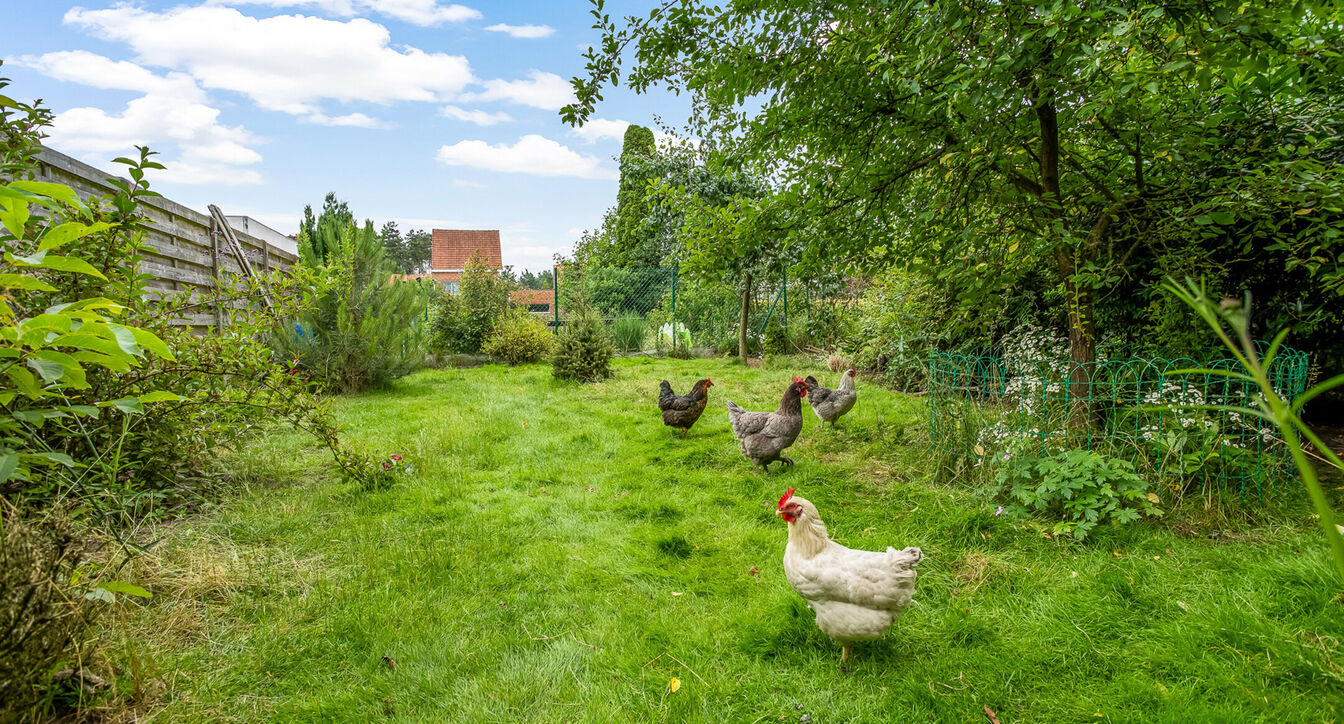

{"left": 804, "top": 367, "right": 857, "bottom": 428}
{"left": 726, "top": 377, "right": 808, "bottom": 471}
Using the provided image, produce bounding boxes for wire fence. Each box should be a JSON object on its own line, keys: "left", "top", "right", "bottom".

{"left": 925, "top": 345, "right": 1312, "bottom": 499}
{"left": 551, "top": 264, "right": 861, "bottom": 355}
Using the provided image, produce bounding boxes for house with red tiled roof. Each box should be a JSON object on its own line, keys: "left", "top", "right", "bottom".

{"left": 428, "top": 229, "right": 501, "bottom": 293}
{"left": 510, "top": 288, "right": 555, "bottom": 316}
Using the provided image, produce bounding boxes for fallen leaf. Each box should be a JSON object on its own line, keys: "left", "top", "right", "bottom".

{"left": 1112, "top": 550, "right": 1123, "bottom": 557}
{"left": 672, "top": 592, "right": 683, "bottom": 597}
{"left": 984, "top": 706, "right": 1002, "bottom": 724}
{"left": 667, "top": 677, "right": 681, "bottom": 693}
{"left": 1154, "top": 555, "right": 1161, "bottom": 560}
{"left": 1070, "top": 571, "right": 1078, "bottom": 578}
{"left": 1177, "top": 600, "right": 1189, "bottom": 612}
{"left": 1146, "top": 492, "right": 1160, "bottom": 504}
{"left": 748, "top": 566, "right": 760, "bottom": 577}
{"left": 381, "top": 655, "right": 397, "bottom": 671}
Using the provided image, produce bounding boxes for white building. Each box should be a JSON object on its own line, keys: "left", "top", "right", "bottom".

{"left": 226, "top": 216, "right": 298, "bottom": 257}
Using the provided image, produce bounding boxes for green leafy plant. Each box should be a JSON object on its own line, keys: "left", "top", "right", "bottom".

{"left": 552, "top": 311, "right": 614, "bottom": 383}
{"left": 428, "top": 253, "right": 512, "bottom": 355}
{"left": 1166, "top": 278, "right": 1344, "bottom": 582}
{"left": 994, "top": 449, "right": 1162, "bottom": 540}
{"left": 483, "top": 308, "right": 555, "bottom": 365}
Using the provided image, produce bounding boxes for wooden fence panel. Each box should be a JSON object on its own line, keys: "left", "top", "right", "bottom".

{"left": 31, "top": 147, "right": 299, "bottom": 330}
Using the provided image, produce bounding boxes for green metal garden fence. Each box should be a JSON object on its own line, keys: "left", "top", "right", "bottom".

{"left": 926, "top": 345, "right": 1312, "bottom": 499}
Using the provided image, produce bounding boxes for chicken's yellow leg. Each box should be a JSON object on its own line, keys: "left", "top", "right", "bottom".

{"left": 841, "top": 644, "right": 851, "bottom": 663}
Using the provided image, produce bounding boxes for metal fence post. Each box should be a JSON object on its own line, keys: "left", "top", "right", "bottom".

{"left": 781, "top": 263, "right": 787, "bottom": 347}
{"left": 553, "top": 264, "right": 559, "bottom": 334}
{"left": 670, "top": 265, "right": 678, "bottom": 345}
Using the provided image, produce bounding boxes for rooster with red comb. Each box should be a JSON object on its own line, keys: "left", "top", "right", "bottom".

{"left": 776, "top": 488, "right": 923, "bottom": 663}
{"left": 725, "top": 377, "right": 809, "bottom": 471}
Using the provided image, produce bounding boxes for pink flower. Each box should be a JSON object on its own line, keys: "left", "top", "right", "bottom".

{"left": 995, "top": 506, "right": 1004, "bottom": 516}
{"left": 382, "top": 461, "right": 392, "bottom": 469}
{"left": 391, "top": 454, "right": 402, "bottom": 461}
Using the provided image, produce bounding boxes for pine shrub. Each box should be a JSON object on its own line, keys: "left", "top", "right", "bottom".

{"left": 483, "top": 308, "right": 555, "bottom": 365}
{"left": 552, "top": 312, "right": 615, "bottom": 382}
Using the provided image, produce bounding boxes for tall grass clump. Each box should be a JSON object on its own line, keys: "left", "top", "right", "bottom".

{"left": 610, "top": 313, "right": 646, "bottom": 353}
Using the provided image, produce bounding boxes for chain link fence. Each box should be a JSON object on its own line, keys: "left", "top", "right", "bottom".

{"left": 551, "top": 264, "right": 861, "bottom": 356}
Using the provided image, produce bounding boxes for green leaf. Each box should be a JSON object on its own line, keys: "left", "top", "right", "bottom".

{"left": 95, "top": 580, "right": 153, "bottom": 598}
{"left": 51, "top": 332, "right": 133, "bottom": 360}
{"left": 137, "top": 391, "right": 183, "bottom": 403}
{"left": 130, "top": 327, "right": 174, "bottom": 361}
{"left": 0, "top": 274, "right": 57, "bottom": 291}
{"left": 99, "top": 397, "right": 145, "bottom": 414}
{"left": 0, "top": 195, "right": 31, "bottom": 238}
{"left": 9, "top": 180, "right": 83, "bottom": 208}
{"left": 6, "top": 365, "right": 42, "bottom": 398}
{"left": 37, "top": 221, "right": 112, "bottom": 252}
{"left": 104, "top": 324, "right": 142, "bottom": 356}
{"left": 29, "top": 451, "right": 76, "bottom": 467}
{"left": 27, "top": 357, "right": 66, "bottom": 384}
{"left": 0, "top": 451, "right": 18, "bottom": 482}
{"left": 27, "top": 254, "right": 108, "bottom": 280}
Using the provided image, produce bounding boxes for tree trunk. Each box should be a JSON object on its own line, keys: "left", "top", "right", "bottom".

{"left": 1034, "top": 69, "right": 1096, "bottom": 431}
{"left": 738, "top": 270, "right": 753, "bottom": 364}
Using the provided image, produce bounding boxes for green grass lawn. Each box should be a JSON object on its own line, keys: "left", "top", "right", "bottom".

{"left": 108, "top": 357, "right": 1343, "bottom": 722}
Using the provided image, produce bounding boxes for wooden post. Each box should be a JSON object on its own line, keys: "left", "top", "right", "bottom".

{"left": 210, "top": 215, "right": 225, "bottom": 330}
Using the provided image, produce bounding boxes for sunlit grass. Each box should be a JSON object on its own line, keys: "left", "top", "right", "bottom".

{"left": 106, "top": 357, "right": 1343, "bottom": 722}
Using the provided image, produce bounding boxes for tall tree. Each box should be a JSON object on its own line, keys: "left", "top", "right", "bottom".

{"left": 404, "top": 229, "right": 433, "bottom": 274}
{"left": 565, "top": 0, "right": 1344, "bottom": 420}
{"left": 379, "top": 221, "right": 405, "bottom": 272}
{"left": 612, "top": 124, "right": 658, "bottom": 266}
{"left": 299, "top": 192, "right": 354, "bottom": 266}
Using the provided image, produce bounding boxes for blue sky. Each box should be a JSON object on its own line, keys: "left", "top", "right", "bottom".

{"left": 1, "top": 0, "right": 685, "bottom": 272}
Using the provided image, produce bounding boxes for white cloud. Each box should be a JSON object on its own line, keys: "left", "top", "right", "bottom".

{"left": 64, "top": 5, "right": 474, "bottom": 116}
{"left": 570, "top": 117, "right": 629, "bottom": 143}
{"left": 16, "top": 50, "right": 203, "bottom": 99}
{"left": 305, "top": 111, "right": 386, "bottom": 127}
{"left": 484, "top": 23, "right": 555, "bottom": 39}
{"left": 439, "top": 105, "right": 512, "bottom": 126}
{"left": 435, "top": 134, "right": 616, "bottom": 179}
{"left": 19, "top": 51, "right": 262, "bottom": 186}
{"left": 205, "top": 0, "right": 481, "bottom": 26}
{"left": 460, "top": 70, "right": 576, "bottom": 110}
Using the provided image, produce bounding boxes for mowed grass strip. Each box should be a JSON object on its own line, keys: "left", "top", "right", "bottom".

{"left": 108, "top": 357, "right": 1344, "bottom": 723}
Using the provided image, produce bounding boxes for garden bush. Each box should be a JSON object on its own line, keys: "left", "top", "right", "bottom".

{"left": 553, "top": 312, "right": 614, "bottom": 382}
{"left": 428, "top": 253, "right": 512, "bottom": 354}
{"left": 483, "top": 308, "right": 555, "bottom": 365}
{"left": 992, "top": 449, "right": 1163, "bottom": 540}
{"left": 274, "top": 220, "right": 428, "bottom": 393}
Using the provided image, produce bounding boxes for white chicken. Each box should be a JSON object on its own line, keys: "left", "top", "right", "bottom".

{"left": 776, "top": 488, "right": 923, "bottom": 662}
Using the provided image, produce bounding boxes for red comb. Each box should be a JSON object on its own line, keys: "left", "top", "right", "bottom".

{"left": 777, "top": 488, "right": 795, "bottom": 510}
{"left": 792, "top": 376, "right": 803, "bottom": 383}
